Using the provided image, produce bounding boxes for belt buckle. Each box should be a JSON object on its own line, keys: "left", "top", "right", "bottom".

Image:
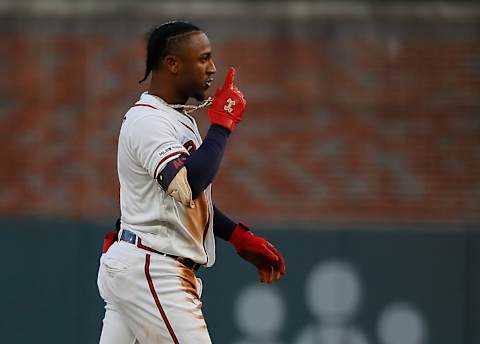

{"left": 121, "top": 229, "right": 137, "bottom": 245}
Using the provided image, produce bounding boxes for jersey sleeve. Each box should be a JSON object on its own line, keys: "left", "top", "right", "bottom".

{"left": 129, "top": 115, "right": 189, "bottom": 179}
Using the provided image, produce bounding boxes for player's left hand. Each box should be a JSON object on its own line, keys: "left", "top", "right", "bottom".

{"left": 229, "top": 223, "right": 286, "bottom": 283}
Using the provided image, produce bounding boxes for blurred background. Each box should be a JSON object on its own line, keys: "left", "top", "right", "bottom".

{"left": 1, "top": 0, "right": 479, "bottom": 343}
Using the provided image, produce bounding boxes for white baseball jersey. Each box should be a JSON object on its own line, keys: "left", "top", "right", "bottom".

{"left": 118, "top": 92, "right": 215, "bottom": 267}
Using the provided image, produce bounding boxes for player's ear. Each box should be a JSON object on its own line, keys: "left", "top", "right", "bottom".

{"left": 164, "top": 55, "right": 179, "bottom": 74}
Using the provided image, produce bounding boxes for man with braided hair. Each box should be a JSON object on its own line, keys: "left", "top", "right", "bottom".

{"left": 97, "top": 21, "right": 286, "bottom": 344}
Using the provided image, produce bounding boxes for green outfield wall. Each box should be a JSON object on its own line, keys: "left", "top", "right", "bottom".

{"left": 0, "top": 218, "right": 477, "bottom": 344}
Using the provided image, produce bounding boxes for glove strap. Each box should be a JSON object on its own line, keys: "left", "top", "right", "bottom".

{"left": 229, "top": 222, "right": 253, "bottom": 248}
{"left": 208, "top": 109, "right": 237, "bottom": 132}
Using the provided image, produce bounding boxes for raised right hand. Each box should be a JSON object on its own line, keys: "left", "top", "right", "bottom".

{"left": 208, "top": 67, "right": 246, "bottom": 132}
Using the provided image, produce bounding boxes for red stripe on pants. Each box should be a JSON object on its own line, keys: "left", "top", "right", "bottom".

{"left": 144, "top": 254, "right": 180, "bottom": 344}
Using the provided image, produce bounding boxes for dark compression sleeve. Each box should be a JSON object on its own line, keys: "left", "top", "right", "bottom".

{"left": 213, "top": 205, "right": 237, "bottom": 241}
{"left": 184, "top": 124, "right": 230, "bottom": 198}
{"left": 157, "top": 124, "right": 230, "bottom": 199}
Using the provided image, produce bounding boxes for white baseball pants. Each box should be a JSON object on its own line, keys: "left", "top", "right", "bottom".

{"left": 97, "top": 241, "right": 212, "bottom": 344}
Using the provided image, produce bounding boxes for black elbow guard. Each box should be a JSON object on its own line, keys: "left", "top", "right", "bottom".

{"left": 156, "top": 154, "right": 188, "bottom": 191}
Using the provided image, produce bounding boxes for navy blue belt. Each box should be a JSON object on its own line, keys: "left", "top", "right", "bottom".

{"left": 120, "top": 229, "right": 200, "bottom": 271}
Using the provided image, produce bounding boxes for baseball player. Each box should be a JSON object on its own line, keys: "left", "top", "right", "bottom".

{"left": 97, "top": 21, "right": 286, "bottom": 344}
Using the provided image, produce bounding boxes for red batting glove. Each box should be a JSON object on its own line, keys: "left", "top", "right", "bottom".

{"left": 208, "top": 67, "right": 246, "bottom": 132}
{"left": 229, "top": 223, "right": 286, "bottom": 284}
{"left": 102, "top": 231, "right": 118, "bottom": 254}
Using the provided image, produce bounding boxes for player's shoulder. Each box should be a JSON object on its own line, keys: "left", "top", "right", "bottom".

{"left": 122, "top": 94, "right": 177, "bottom": 129}
{"left": 123, "top": 106, "right": 168, "bottom": 126}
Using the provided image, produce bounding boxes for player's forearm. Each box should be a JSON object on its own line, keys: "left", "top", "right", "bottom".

{"left": 213, "top": 205, "right": 237, "bottom": 241}
{"left": 184, "top": 124, "right": 230, "bottom": 198}
{"left": 155, "top": 124, "right": 229, "bottom": 200}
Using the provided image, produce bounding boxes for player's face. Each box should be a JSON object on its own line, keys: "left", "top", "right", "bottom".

{"left": 176, "top": 32, "right": 216, "bottom": 102}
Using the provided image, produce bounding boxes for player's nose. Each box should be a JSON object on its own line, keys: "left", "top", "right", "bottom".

{"left": 207, "top": 59, "right": 216, "bottom": 74}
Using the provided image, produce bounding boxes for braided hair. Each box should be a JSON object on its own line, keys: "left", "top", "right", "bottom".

{"left": 139, "top": 21, "right": 202, "bottom": 83}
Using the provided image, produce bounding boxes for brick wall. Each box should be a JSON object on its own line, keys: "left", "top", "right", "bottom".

{"left": 1, "top": 13, "right": 479, "bottom": 224}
